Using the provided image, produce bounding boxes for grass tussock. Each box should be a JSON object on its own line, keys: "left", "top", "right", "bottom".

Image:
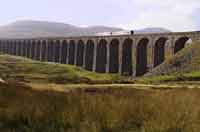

{"left": 0, "top": 81, "right": 200, "bottom": 132}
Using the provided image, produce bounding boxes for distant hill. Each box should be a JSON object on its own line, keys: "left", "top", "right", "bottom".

{"left": 0, "top": 20, "right": 123, "bottom": 38}
{"left": 0, "top": 20, "right": 171, "bottom": 38}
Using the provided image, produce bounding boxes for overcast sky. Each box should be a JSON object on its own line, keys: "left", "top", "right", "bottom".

{"left": 0, "top": 0, "right": 199, "bottom": 31}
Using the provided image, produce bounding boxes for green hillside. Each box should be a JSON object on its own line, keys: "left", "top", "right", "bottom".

{"left": 148, "top": 41, "right": 200, "bottom": 75}
{"left": 0, "top": 55, "right": 120, "bottom": 84}
{"left": 138, "top": 41, "right": 200, "bottom": 83}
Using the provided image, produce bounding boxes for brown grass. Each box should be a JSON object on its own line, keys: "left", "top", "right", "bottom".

{"left": 0, "top": 81, "right": 200, "bottom": 132}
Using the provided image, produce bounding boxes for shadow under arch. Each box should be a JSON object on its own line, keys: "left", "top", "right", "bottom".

{"left": 31, "top": 40, "right": 36, "bottom": 59}
{"left": 109, "top": 39, "right": 119, "bottom": 73}
{"left": 174, "top": 37, "right": 189, "bottom": 54}
{"left": 41, "top": 40, "right": 47, "bottom": 61}
{"left": 22, "top": 40, "right": 27, "bottom": 57}
{"left": 76, "top": 40, "right": 84, "bottom": 67}
{"left": 136, "top": 38, "right": 149, "bottom": 76}
{"left": 35, "top": 40, "right": 41, "bottom": 60}
{"left": 61, "top": 40, "right": 68, "bottom": 64}
{"left": 154, "top": 37, "right": 168, "bottom": 67}
{"left": 122, "top": 38, "right": 133, "bottom": 76}
{"left": 47, "top": 40, "right": 54, "bottom": 62}
{"left": 85, "top": 40, "right": 94, "bottom": 71}
{"left": 96, "top": 39, "right": 107, "bottom": 73}
{"left": 53, "top": 40, "right": 61, "bottom": 63}
{"left": 68, "top": 40, "right": 75, "bottom": 65}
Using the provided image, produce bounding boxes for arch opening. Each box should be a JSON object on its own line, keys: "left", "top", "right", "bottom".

{"left": 154, "top": 37, "right": 167, "bottom": 67}
{"left": 174, "top": 37, "right": 189, "bottom": 54}
{"left": 85, "top": 40, "right": 94, "bottom": 71}
{"left": 122, "top": 38, "right": 133, "bottom": 76}
{"left": 68, "top": 40, "right": 75, "bottom": 65}
{"left": 0, "top": 40, "right": 2, "bottom": 53}
{"left": 54, "top": 40, "right": 60, "bottom": 63}
{"left": 26, "top": 41, "right": 31, "bottom": 58}
{"left": 41, "top": 40, "right": 47, "bottom": 61}
{"left": 47, "top": 40, "right": 54, "bottom": 62}
{"left": 76, "top": 40, "right": 84, "bottom": 67}
{"left": 4, "top": 41, "right": 8, "bottom": 54}
{"left": 22, "top": 41, "right": 27, "bottom": 57}
{"left": 10, "top": 41, "right": 13, "bottom": 55}
{"left": 96, "top": 39, "right": 107, "bottom": 73}
{"left": 7, "top": 41, "right": 11, "bottom": 54}
{"left": 7, "top": 41, "right": 10, "bottom": 54}
{"left": 136, "top": 38, "right": 149, "bottom": 76}
{"left": 35, "top": 41, "right": 41, "bottom": 60}
{"left": 109, "top": 39, "right": 119, "bottom": 73}
{"left": 30, "top": 41, "right": 36, "bottom": 59}
{"left": 18, "top": 41, "right": 22, "bottom": 56}
{"left": 2, "top": 41, "right": 6, "bottom": 53}
{"left": 61, "top": 40, "right": 68, "bottom": 64}
{"left": 8, "top": 41, "right": 11, "bottom": 54}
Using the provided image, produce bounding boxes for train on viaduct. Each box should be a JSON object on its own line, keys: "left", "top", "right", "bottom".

{"left": 0, "top": 31, "right": 199, "bottom": 76}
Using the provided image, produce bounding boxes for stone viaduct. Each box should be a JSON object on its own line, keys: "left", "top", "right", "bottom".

{"left": 0, "top": 31, "right": 199, "bottom": 76}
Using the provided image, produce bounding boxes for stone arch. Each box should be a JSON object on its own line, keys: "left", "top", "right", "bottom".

{"left": 26, "top": 40, "right": 31, "bottom": 58}
{"left": 6, "top": 40, "right": 9, "bottom": 53}
{"left": 76, "top": 40, "right": 84, "bottom": 67}
{"left": 6, "top": 40, "right": 10, "bottom": 54}
{"left": 0, "top": 40, "right": 4, "bottom": 53}
{"left": 85, "top": 40, "right": 94, "bottom": 71}
{"left": 54, "top": 40, "right": 61, "bottom": 63}
{"left": 6, "top": 40, "right": 9, "bottom": 54}
{"left": 68, "top": 40, "right": 75, "bottom": 65}
{"left": 3, "top": 40, "right": 7, "bottom": 53}
{"left": 17, "top": 40, "right": 22, "bottom": 56}
{"left": 96, "top": 39, "right": 107, "bottom": 73}
{"left": 10, "top": 40, "right": 14, "bottom": 55}
{"left": 11, "top": 40, "right": 14, "bottom": 55}
{"left": 47, "top": 40, "right": 54, "bottom": 62}
{"left": 174, "top": 37, "right": 189, "bottom": 54}
{"left": 122, "top": 38, "right": 133, "bottom": 76}
{"left": 3, "top": 40, "right": 6, "bottom": 53}
{"left": 13, "top": 40, "right": 17, "bottom": 56}
{"left": 61, "top": 40, "right": 68, "bottom": 64}
{"left": 4, "top": 40, "right": 7, "bottom": 53}
{"left": 1, "top": 40, "right": 5, "bottom": 53}
{"left": 20, "top": 40, "right": 24, "bottom": 56}
{"left": 0, "top": 40, "right": 3, "bottom": 53}
{"left": 41, "top": 40, "right": 47, "bottom": 61}
{"left": 154, "top": 37, "right": 168, "bottom": 67}
{"left": 136, "top": 38, "right": 149, "bottom": 76}
{"left": 22, "top": 40, "right": 26, "bottom": 57}
{"left": 0, "top": 40, "right": 2, "bottom": 52}
{"left": 7, "top": 40, "right": 11, "bottom": 54}
{"left": 10, "top": 41, "right": 13, "bottom": 54}
{"left": 31, "top": 40, "right": 36, "bottom": 59}
{"left": 109, "top": 39, "right": 119, "bottom": 73}
{"left": 35, "top": 40, "right": 41, "bottom": 60}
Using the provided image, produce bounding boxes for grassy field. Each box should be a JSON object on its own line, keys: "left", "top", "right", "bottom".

{"left": 0, "top": 41, "right": 200, "bottom": 131}
{"left": 0, "top": 55, "right": 121, "bottom": 84}
{"left": 0, "top": 81, "right": 200, "bottom": 132}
